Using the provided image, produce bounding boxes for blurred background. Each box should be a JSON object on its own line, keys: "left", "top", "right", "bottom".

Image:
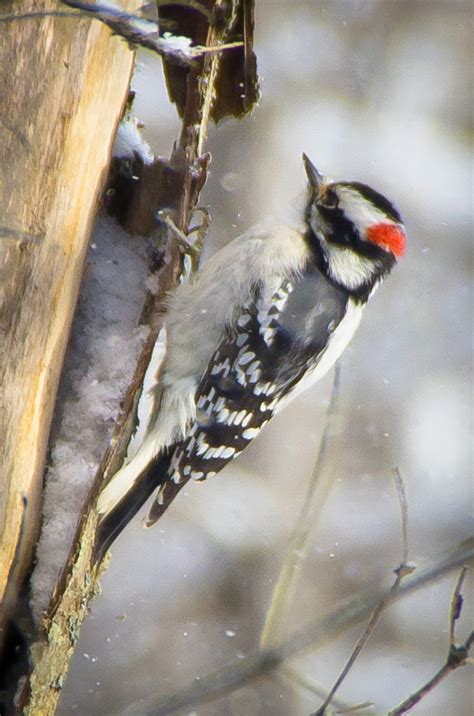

{"left": 58, "top": 1, "right": 472, "bottom": 713}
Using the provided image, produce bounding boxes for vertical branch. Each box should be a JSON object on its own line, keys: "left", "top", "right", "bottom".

{"left": 312, "top": 469, "right": 415, "bottom": 715}
{"left": 259, "top": 364, "right": 342, "bottom": 651}
{"left": 388, "top": 567, "right": 473, "bottom": 716}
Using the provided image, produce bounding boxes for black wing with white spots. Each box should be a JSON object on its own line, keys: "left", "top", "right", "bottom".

{"left": 147, "top": 265, "right": 349, "bottom": 524}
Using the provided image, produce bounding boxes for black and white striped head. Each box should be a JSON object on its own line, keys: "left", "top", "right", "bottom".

{"left": 303, "top": 154, "right": 406, "bottom": 300}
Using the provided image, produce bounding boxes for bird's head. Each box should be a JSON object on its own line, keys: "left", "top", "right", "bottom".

{"left": 302, "top": 153, "right": 406, "bottom": 300}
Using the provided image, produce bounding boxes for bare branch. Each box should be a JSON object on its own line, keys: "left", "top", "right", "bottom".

{"left": 62, "top": 0, "right": 242, "bottom": 64}
{"left": 259, "top": 363, "right": 342, "bottom": 650}
{"left": 336, "top": 704, "right": 376, "bottom": 715}
{"left": 135, "top": 539, "right": 474, "bottom": 715}
{"left": 392, "top": 466, "right": 410, "bottom": 567}
{"left": 280, "top": 664, "right": 374, "bottom": 715}
{"left": 388, "top": 566, "right": 473, "bottom": 715}
{"left": 0, "top": 3, "right": 243, "bottom": 67}
{"left": 312, "top": 469, "right": 416, "bottom": 715}
{"left": 449, "top": 565, "right": 467, "bottom": 643}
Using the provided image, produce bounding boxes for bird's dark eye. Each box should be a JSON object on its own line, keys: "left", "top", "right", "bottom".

{"left": 319, "top": 190, "right": 339, "bottom": 209}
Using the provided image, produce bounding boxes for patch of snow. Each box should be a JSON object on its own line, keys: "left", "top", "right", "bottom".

{"left": 30, "top": 214, "right": 151, "bottom": 624}
{"left": 161, "top": 32, "right": 193, "bottom": 54}
{"left": 113, "top": 115, "right": 155, "bottom": 165}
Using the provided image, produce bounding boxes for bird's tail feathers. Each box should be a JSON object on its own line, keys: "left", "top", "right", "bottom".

{"left": 96, "top": 434, "right": 164, "bottom": 518}
{"left": 145, "top": 476, "right": 188, "bottom": 527}
{"left": 94, "top": 447, "right": 172, "bottom": 563}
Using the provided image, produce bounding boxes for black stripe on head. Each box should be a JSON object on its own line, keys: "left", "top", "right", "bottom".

{"left": 337, "top": 182, "right": 402, "bottom": 223}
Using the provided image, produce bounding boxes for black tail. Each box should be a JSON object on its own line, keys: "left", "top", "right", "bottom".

{"left": 94, "top": 450, "right": 172, "bottom": 563}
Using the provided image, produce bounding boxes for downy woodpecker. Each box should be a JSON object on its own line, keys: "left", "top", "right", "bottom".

{"left": 96, "top": 154, "right": 406, "bottom": 558}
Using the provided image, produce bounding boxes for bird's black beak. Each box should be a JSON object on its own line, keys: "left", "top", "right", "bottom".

{"left": 302, "top": 153, "right": 324, "bottom": 190}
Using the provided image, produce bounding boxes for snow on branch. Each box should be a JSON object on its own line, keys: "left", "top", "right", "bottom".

{"left": 61, "top": 1, "right": 244, "bottom": 64}
{"left": 0, "top": 1, "right": 243, "bottom": 67}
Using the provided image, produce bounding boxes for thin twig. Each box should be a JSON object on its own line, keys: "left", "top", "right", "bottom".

{"left": 61, "top": 0, "right": 242, "bottom": 64}
{"left": 281, "top": 663, "right": 375, "bottom": 715}
{"left": 259, "top": 363, "right": 342, "bottom": 651}
{"left": 137, "top": 538, "right": 474, "bottom": 715}
{"left": 392, "top": 466, "right": 410, "bottom": 567}
{"left": 449, "top": 565, "right": 467, "bottom": 643}
{"left": 336, "top": 704, "right": 376, "bottom": 715}
{"left": 312, "top": 469, "right": 415, "bottom": 715}
{"left": 388, "top": 566, "right": 473, "bottom": 715}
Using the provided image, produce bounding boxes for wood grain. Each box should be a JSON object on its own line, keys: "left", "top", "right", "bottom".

{"left": 0, "top": 0, "right": 137, "bottom": 637}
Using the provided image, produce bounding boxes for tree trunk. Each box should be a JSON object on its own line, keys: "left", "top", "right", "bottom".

{"left": 0, "top": 0, "right": 136, "bottom": 644}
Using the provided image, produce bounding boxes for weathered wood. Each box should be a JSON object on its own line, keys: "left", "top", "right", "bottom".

{"left": 0, "top": 0, "right": 137, "bottom": 641}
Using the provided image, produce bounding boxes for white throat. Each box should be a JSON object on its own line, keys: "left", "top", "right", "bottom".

{"left": 323, "top": 243, "right": 378, "bottom": 290}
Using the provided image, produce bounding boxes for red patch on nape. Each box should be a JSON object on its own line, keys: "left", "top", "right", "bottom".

{"left": 366, "top": 223, "right": 406, "bottom": 258}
